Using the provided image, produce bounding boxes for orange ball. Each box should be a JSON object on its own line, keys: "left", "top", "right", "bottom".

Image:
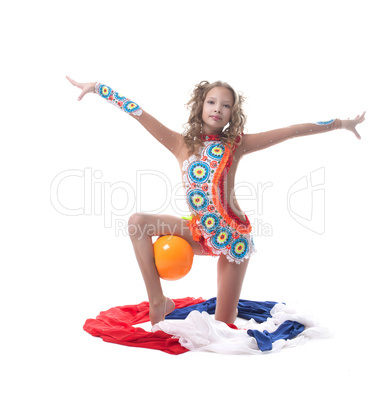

{"left": 153, "top": 235, "right": 194, "bottom": 281}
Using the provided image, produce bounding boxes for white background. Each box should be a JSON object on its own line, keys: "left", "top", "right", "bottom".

{"left": 1, "top": 0, "right": 374, "bottom": 401}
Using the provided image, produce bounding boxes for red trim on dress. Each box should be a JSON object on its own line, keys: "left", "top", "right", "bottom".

{"left": 210, "top": 134, "right": 252, "bottom": 234}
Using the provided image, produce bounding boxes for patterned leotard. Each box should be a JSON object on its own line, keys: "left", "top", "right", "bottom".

{"left": 182, "top": 134, "right": 256, "bottom": 264}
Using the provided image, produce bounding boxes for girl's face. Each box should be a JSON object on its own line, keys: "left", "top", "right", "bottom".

{"left": 201, "top": 86, "right": 234, "bottom": 135}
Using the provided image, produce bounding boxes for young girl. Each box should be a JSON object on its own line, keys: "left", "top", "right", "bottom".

{"left": 66, "top": 76, "right": 365, "bottom": 326}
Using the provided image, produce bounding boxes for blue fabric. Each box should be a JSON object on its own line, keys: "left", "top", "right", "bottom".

{"left": 165, "top": 298, "right": 216, "bottom": 319}
{"left": 237, "top": 299, "right": 278, "bottom": 322}
{"left": 166, "top": 297, "right": 278, "bottom": 323}
{"left": 247, "top": 320, "right": 305, "bottom": 351}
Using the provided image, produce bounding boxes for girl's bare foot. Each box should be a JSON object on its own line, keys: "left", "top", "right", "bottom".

{"left": 149, "top": 297, "right": 175, "bottom": 326}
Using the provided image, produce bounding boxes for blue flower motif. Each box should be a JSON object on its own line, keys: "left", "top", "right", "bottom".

{"left": 188, "top": 161, "right": 210, "bottom": 183}
{"left": 99, "top": 85, "right": 112, "bottom": 98}
{"left": 230, "top": 237, "right": 249, "bottom": 259}
{"left": 207, "top": 143, "right": 225, "bottom": 160}
{"left": 201, "top": 213, "right": 220, "bottom": 233}
{"left": 123, "top": 100, "right": 141, "bottom": 113}
{"left": 212, "top": 228, "right": 232, "bottom": 249}
{"left": 187, "top": 190, "right": 209, "bottom": 211}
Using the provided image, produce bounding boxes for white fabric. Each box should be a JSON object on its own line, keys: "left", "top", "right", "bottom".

{"left": 152, "top": 303, "right": 332, "bottom": 355}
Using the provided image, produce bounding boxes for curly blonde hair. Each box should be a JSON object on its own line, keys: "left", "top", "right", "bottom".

{"left": 182, "top": 80, "right": 247, "bottom": 156}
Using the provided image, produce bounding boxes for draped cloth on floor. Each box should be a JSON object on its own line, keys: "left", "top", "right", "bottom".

{"left": 84, "top": 297, "right": 331, "bottom": 355}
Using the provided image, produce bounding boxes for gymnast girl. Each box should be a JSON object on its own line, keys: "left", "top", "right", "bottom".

{"left": 66, "top": 75, "right": 365, "bottom": 326}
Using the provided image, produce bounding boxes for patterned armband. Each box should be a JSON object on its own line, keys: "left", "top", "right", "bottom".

{"left": 313, "top": 119, "right": 335, "bottom": 125}
{"left": 94, "top": 83, "right": 143, "bottom": 116}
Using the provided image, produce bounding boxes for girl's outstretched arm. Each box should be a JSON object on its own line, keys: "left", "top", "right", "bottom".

{"left": 66, "top": 76, "right": 183, "bottom": 156}
{"left": 238, "top": 112, "right": 365, "bottom": 156}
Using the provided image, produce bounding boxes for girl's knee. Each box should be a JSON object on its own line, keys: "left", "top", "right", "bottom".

{"left": 128, "top": 213, "right": 146, "bottom": 227}
{"left": 128, "top": 213, "right": 151, "bottom": 240}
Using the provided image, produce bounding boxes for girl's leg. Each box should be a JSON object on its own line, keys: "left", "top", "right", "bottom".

{"left": 215, "top": 255, "right": 250, "bottom": 324}
{"left": 128, "top": 213, "right": 204, "bottom": 325}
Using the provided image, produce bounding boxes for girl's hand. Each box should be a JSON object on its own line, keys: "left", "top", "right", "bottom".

{"left": 66, "top": 76, "right": 96, "bottom": 101}
{"left": 341, "top": 111, "right": 366, "bottom": 140}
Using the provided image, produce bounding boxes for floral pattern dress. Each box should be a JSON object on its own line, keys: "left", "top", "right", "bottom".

{"left": 182, "top": 134, "right": 256, "bottom": 264}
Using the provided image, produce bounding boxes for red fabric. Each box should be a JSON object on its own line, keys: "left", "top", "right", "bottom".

{"left": 83, "top": 297, "right": 206, "bottom": 355}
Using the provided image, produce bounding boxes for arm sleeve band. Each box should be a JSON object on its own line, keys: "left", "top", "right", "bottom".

{"left": 94, "top": 83, "right": 143, "bottom": 116}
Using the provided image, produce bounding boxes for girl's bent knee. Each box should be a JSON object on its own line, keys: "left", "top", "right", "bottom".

{"left": 128, "top": 213, "right": 145, "bottom": 227}
{"left": 128, "top": 213, "right": 151, "bottom": 240}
